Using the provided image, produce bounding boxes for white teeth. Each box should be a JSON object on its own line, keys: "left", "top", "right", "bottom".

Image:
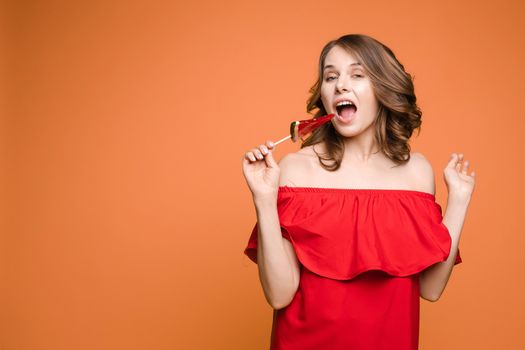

{"left": 336, "top": 101, "right": 354, "bottom": 107}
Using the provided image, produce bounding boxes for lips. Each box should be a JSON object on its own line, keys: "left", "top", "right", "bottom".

{"left": 336, "top": 105, "right": 357, "bottom": 123}
{"left": 332, "top": 96, "right": 357, "bottom": 123}
{"left": 333, "top": 97, "right": 357, "bottom": 111}
{"left": 336, "top": 104, "right": 357, "bottom": 117}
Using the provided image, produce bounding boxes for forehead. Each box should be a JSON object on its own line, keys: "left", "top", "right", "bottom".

{"left": 323, "top": 45, "right": 361, "bottom": 69}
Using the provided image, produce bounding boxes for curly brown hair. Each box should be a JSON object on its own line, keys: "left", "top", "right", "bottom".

{"left": 302, "top": 34, "right": 422, "bottom": 171}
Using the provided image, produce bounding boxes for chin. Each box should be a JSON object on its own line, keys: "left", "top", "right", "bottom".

{"left": 332, "top": 117, "right": 358, "bottom": 128}
{"left": 332, "top": 123, "right": 360, "bottom": 137}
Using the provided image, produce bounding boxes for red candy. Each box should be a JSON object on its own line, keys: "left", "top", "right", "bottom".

{"left": 290, "top": 113, "right": 335, "bottom": 142}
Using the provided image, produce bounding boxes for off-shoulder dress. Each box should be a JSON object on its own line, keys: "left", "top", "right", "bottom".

{"left": 244, "top": 186, "right": 462, "bottom": 350}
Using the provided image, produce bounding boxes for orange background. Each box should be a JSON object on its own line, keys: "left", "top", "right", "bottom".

{"left": 2, "top": 0, "right": 524, "bottom": 349}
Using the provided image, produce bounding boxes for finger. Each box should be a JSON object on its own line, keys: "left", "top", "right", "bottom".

{"left": 264, "top": 148, "right": 278, "bottom": 168}
{"left": 259, "top": 144, "right": 269, "bottom": 156}
{"left": 251, "top": 147, "right": 264, "bottom": 160}
{"left": 462, "top": 160, "right": 469, "bottom": 175}
{"left": 455, "top": 153, "right": 463, "bottom": 172}
{"left": 245, "top": 151, "right": 256, "bottom": 162}
{"left": 266, "top": 140, "right": 275, "bottom": 150}
{"left": 446, "top": 153, "right": 458, "bottom": 169}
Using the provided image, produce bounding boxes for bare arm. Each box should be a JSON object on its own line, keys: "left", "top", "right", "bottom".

{"left": 242, "top": 144, "right": 302, "bottom": 310}
{"left": 418, "top": 152, "right": 475, "bottom": 302}
{"left": 254, "top": 196, "right": 300, "bottom": 309}
{"left": 419, "top": 196, "right": 469, "bottom": 301}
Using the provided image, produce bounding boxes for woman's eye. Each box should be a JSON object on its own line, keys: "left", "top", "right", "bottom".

{"left": 324, "top": 73, "right": 363, "bottom": 82}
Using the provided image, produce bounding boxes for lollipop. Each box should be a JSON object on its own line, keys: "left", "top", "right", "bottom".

{"left": 273, "top": 114, "right": 335, "bottom": 146}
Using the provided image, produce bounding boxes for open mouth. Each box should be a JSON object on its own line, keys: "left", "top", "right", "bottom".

{"left": 336, "top": 104, "right": 357, "bottom": 120}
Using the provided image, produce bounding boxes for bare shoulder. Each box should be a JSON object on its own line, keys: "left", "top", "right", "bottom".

{"left": 405, "top": 152, "right": 436, "bottom": 195}
{"left": 408, "top": 152, "right": 433, "bottom": 171}
{"left": 277, "top": 145, "right": 319, "bottom": 187}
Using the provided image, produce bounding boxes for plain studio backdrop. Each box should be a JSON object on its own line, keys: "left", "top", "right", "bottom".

{"left": 1, "top": 0, "right": 524, "bottom": 349}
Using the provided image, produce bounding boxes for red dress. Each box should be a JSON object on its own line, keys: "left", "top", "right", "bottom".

{"left": 244, "top": 186, "right": 462, "bottom": 350}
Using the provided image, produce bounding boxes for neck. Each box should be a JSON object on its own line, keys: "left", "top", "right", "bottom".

{"left": 342, "top": 128, "right": 381, "bottom": 164}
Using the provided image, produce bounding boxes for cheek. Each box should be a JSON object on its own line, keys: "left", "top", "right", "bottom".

{"left": 320, "top": 86, "right": 328, "bottom": 98}
{"left": 321, "top": 88, "right": 331, "bottom": 107}
{"left": 320, "top": 90, "right": 330, "bottom": 108}
{"left": 355, "top": 84, "right": 375, "bottom": 102}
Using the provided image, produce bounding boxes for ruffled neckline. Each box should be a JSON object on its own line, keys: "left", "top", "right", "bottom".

{"left": 278, "top": 185, "right": 435, "bottom": 199}
{"left": 245, "top": 185, "right": 462, "bottom": 280}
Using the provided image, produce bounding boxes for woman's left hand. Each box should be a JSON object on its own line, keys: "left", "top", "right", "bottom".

{"left": 443, "top": 153, "right": 476, "bottom": 203}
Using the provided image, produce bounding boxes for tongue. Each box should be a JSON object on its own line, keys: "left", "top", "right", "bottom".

{"left": 340, "top": 105, "right": 356, "bottom": 121}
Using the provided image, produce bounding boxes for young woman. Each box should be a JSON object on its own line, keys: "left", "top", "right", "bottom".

{"left": 241, "top": 34, "right": 475, "bottom": 350}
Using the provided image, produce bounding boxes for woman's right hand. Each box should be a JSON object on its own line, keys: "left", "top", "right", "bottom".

{"left": 242, "top": 140, "right": 280, "bottom": 201}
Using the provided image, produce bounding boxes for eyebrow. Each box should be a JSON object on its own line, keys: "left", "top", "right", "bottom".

{"left": 323, "top": 63, "right": 362, "bottom": 71}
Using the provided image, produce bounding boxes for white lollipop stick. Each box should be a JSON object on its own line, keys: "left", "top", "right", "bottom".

{"left": 274, "top": 135, "right": 292, "bottom": 146}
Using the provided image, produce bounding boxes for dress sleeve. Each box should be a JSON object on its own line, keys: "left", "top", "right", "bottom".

{"left": 434, "top": 202, "right": 463, "bottom": 266}
{"left": 243, "top": 222, "right": 291, "bottom": 264}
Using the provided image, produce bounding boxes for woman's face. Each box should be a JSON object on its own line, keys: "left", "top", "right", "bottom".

{"left": 320, "top": 45, "right": 379, "bottom": 137}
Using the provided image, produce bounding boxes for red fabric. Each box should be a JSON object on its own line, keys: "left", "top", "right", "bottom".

{"left": 244, "top": 186, "right": 462, "bottom": 350}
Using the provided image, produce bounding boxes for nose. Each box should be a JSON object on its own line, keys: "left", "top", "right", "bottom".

{"left": 335, "top": 75, "right": 351, "bottom": 93}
